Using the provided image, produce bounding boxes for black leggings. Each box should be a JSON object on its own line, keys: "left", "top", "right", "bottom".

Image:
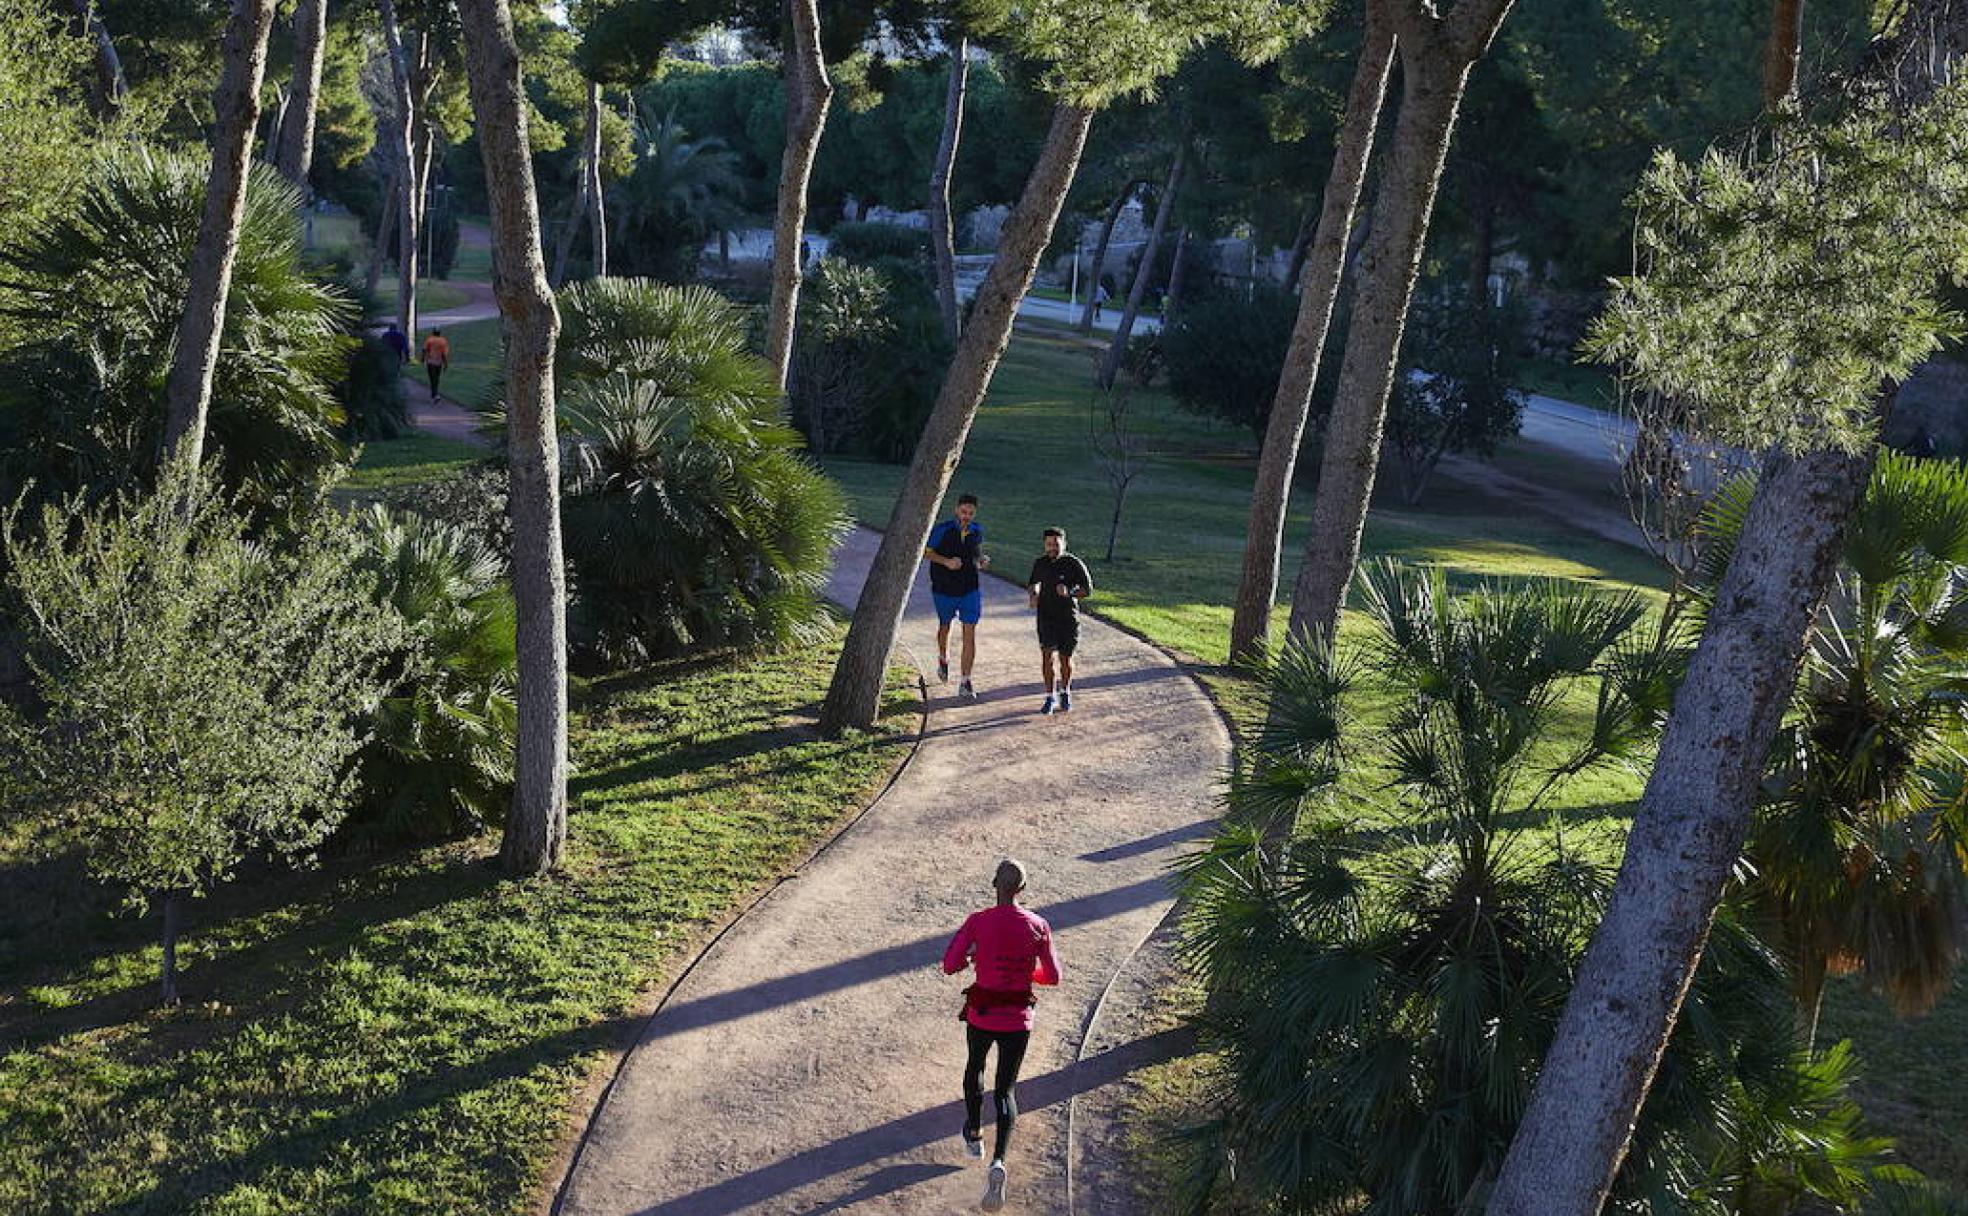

{"left": 426, "top": 363, "right": 443, "bottom": 398}
{"left": 962, "top": 1024, "right": 1030, "bottom": 1163}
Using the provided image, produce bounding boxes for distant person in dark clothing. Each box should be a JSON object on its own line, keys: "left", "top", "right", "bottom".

{"left": 383, "top": 322, "right": 409, "bottom": 364}
{"left": 1027, "top": 527, "right": 1092, "bottom": 715}
{"left": 926, "top": 493, "right": 989, "bottom": 698}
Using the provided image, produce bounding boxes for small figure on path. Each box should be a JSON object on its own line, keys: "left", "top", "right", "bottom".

{"left": 941, "top": 858, "right": 1061, "bottom": 1212}
{"left": 1028, "top": 527, "right": 1092, "bottom": 715}
{"left": 1092, "top": 280, "right": 1110, "bottom": 322}
{"left": 925, "top": 493, "right": 990, "bottom": 698}
{"left": 382, "top": 321, "right": 409, "bottom": 364}
{"left": 421, "top": 328, "right": 450, "bottom": 402}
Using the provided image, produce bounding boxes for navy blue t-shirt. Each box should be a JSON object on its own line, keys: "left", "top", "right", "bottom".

{"left": 927, "top": 519, "right": 985, "bottom": 596}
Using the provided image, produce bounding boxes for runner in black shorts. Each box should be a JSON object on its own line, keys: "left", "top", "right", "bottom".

{"left": 1027, "top": 527, "right": 1092, "bottom": 715}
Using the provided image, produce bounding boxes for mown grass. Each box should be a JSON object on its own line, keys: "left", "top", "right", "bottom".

{"left": 343, "top": 433, "right": 488, "bottom": 493}
{"left": 0, "top": 637, "right": 915, "bottom": 1215}
{"left": 1518, "top": 355, "right": 1621, "bottom": 412}
{"left": 421, "top": 316, "right": 504, "bottom": 412}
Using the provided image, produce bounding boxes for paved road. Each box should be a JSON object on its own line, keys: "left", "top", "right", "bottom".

{"left": 555, "top": 530, "right": 1229, "bottom": 1215}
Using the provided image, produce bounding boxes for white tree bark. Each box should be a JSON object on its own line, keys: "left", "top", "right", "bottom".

{"left": 820, "top": 104, "right": 1096, "bottom": 733}
{"left": 274, "top": 0, "right": 328, "bottom": 191}
{"left": 585, "top": 77, "right": 606, "bottom": 278}
{"left": 160, "top": 0, "right": 278, "bottom": 469}
{"left": 1077, "top": 181, "right": 1134, "bottom": 332}
{"left": 1227, "top": 8, "right": 1395, "bottom": 662}
{"left": 455, "top": 0, "right": 570, "bottom": 877}
{"left": 1097, "top": 142, "right": 1185, "bottom": 389}
{"left": 70, "top": 0, "right": 128, "bottom": 117}
{"left": 377, "top": 0, "right": 420, "bottom": 338}
{"left": 763, "top": 0, "right": 833, "bottom": 390}
{"left": 929, "top": 35, "right": 969, "bottom": 344}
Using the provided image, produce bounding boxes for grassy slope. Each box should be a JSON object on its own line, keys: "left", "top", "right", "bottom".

{"left": 827, "top": 325, "right": 1968, "bottom": 1194}
{"left": 0, "top": 639, "right": 914, "bottom": 1214}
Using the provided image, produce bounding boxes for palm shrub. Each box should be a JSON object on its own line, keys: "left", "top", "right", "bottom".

{"left": 554, "top": 279, "right": 848, "bottom": 663}
{"left": 1700, "top": 453, "right": 1968, "bottom": 1042}
{"left": 1180, "top": 560, "right": 1900, "bottom": 1214}
{"left": 348, "top": 506, "right": 517, "bottom": 840}
{"left": 608, "top": 112, "right": 744, "bottom": 283}
{"left": 789, "top": 257, "right": 951, "bottom": 461}
{"left": 0, "top": 150, "right": 355, "bottom": 518}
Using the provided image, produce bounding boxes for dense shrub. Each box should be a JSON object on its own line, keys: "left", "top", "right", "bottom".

{"left": 827, "top": 220, "right": 930, "bottom": 266}
{"left": 1387, "top": 287, "right": 1527, "bottom": 502}
{"left": 339, "top": 335, "right": 410, "bottom": 441}
{"left": 1160, "top": 282, "right": 1301, "bottom": 437}
{"left": 789, "top": 256, "right": 950, "bottom": 462}
{"left": 554, "top": 279, "right": 848, "bottom": 663}
{"left": 396, "top": 463, "right": 512, "bottom": 563}
{"left": 0, "top": 151, "right": 355, "bottom": 519}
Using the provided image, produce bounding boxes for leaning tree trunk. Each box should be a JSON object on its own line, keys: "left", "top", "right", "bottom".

{"left": 366, "top": 169, "right": 400, "bottom": 299}
{"left": 929, "top": 35, "right": 969, "bottom": 345}
{"left": 763, "top": 0, "right": 834, "bottom": 391}
{"left": 820, "top": 104, "right": 1095, "bottom": 734}
{"left": 585, "top": 78, "right": 606, "bottom": 279}
{"left": 550, "top": 78, "right": 601, "bottom": 288}
{"left": 456, "top": 0, "right": 570, "bottom": 877}
{"left": 550, "top": 168, "right": 589, "bottom": 287}
{"left": 70, "top": 0, "right": 128, "bottom": 118}
{"left": 1226, "top": 10, "right": 1396, "bottom": 662}
{"left": 1485, "top": 3, "right": 1963, "bottom": 1209}
{"left": 378, "top": 0, "right": 419, "bottom": 338}
{"left": 1284, "top": 0, "right": 1516, "bottom": 646}
{"left": 1163, "top": 226, "right": 1192, "bottom": 321}
{"left": 160, "top": 0, "right": 277, "bottom": 470}
{"left": 1098, "top": 144, "right": 1186, "bottom": 389}
{"left": 1078, "top": 181, "right": 1133, "bottom": 332}
{"left": 1283, "top": 202, "right": 1316, "bottom": 294}
{"left": 274, "top": 0, "right": 328, "bottom": 190}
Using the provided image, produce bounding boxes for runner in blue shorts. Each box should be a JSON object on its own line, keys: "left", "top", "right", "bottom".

{"left": 925, "top": 494, "right": 989, "bottom": 699}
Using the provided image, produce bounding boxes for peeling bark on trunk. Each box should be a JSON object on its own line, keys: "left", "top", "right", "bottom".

{"left": 820, "top": 104, "right": 1094, "bottom": 733}
{"left": 1284, "top": 0, "right": 1516, "bottom": 646}
{"left": 1077, "top": 181, "right": 1133, "bottom": 333}
{"left": 930, "top": 36, "right": 969, "bottom": 345}
{"left": 378, "top": 0, "right": 419, "bottom": 339}
{"left": 1098, "top": 144, "right": 1185, "bottom": 389}
{"left": 160, "top": 0, "right": 277, "bottom": 470}
{"left": 456, "top": 0, "right": 569, "bottom": 877}
{"left": 1226, "top": 12, "right": 1395, "bottom": 662}
{"left": 71, "top": 0, "right": 127, "bottom": 117}
{"left": 763, "top": 0, "right": 833, "bottom": 391}
{"left": 1163, "top": 226, "right": 1191, "bottom": 322}
{"left": 274, "top": 0, "right": 328, "bottom": 191}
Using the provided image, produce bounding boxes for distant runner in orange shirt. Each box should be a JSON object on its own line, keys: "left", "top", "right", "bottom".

{"left": 421, "top": 329, "right": 450, "bottom": 402}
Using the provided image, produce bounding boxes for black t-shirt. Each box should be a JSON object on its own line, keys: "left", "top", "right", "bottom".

{"left": 1028, "top": 552, "right": 1092, "bottom": 619}
{"left": 927, "top": 519, "right": 985, "bottom": 596}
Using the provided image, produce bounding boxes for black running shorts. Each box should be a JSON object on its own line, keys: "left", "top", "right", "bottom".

{"left": 1036, "top": 614, "right": 1079, "bottom": 656}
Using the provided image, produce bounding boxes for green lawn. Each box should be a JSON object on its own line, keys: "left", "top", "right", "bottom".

{"left": 417, "top": 316, "right": 503, "bottom": 412}
{"left": 1517, "top": 355, "right": 1621, "bottom": 412}
{"left": 370, "top": 279, "right": 473, "bottom": 315}
{"left": 0, "top": 638, "right": 915, "bottom": 1215}
{"left": 343, "top": 433, "right": 488, "bottom": 494}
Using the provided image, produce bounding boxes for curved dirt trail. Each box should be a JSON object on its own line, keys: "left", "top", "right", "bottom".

{"left": 555, "top": 527, "right": 1228, "bottom": 1214}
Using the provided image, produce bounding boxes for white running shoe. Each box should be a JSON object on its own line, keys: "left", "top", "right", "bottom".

{"left": 982, "top": 1161, "right": 1008, "bottom": 1211}
{"left": 961, "top": 1129, "right": 984, "bottom": 1159}
{"left": 959, "top": 678, "right": 976, "bottom": 700}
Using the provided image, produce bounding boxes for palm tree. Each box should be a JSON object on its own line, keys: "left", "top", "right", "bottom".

{"left": 607, "top": 112, "right": 745, "bottom": 283}
{"left": 1702, "top": 454, "right": 1968, "bottom": 1044}
{"left": 1180, "top": 560, "right": 1890, "bottom": 1213}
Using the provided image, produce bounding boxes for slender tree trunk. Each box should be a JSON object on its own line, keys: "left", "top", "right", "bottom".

{"left": 763, "top": 0, "right": 834, "bottom": 390}
{"left": 1163, "top": 226, "right": 1192, "bottom": 321}
{"left": 1485, "top": 439, "right": 1881, "bottom": 1216}
{"left": 585, "top": 78, "right": 606, "bottom": 279}
{"left": 160, "top": 0, "right": 278, "bottom": 470}
{"left": 274, "top": 0, "right": 328, "bottom": 191}
{"left": 1487, "top": 4, "right": 1963, "bottom": 1207}
{"left": 1284, "top": 0, "right": 1515, "bottom": 645}
{"left": 550, "top": 85, "right": 596, "bottom": 288}
{"left": 930, "top": 36, "right": 970, "bottom": 345}
{"left": 1105, "top": 482, "right": 1129, "bottom": 562}
{"left": 1098, "top": 144, "right": 1185, "bottom": 389}
{"left": 367, "top": 169, "right": 400, "bottom": 300}
{"left": 1078, "top": 182, "right": 1133, "bottom": 332}
{"left": 1283, "top": 201, "right": 1316, "bottom": 293}
{"left": 1765, "top": 0, "right": 1806, "bottom": 101}
{"left": 159, "top": 890, "right": 184, "bottom": 1005}
{"left": 456, "top": 0, "right": 569, "bottom": 877}
{"left": 70, "top": 0, "right": 127, "bottom": 118}
{"left": 378, "top": 0, "right": 419, "bottom": 337}
{"left": 820, "top": 104, "right": 1095, "bottom": 733}
{"left": 1226, "top": 11, "right": 1396, "bottom": 662}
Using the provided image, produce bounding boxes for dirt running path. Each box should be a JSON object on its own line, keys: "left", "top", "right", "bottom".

{"left": 555, "top": 527, "right": 1228, "bottom": 1215}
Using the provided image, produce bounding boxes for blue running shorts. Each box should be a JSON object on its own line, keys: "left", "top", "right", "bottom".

{"left": 934, "top": 589, "right": 983, "bottom": 626}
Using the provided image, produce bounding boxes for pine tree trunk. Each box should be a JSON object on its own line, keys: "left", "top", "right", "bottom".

{"left": 585, "top": 78, "right": 606, "bottom": 278}
{"left": 1226, "top": 11, "right": 1395, "bottom": 662}
{"left": 1077, "top": 181, "right": 1132, "bottom": 332}
{"left": 274, "top": 0, "right": 327, "bottom": 191}
{"left": 378, "top": 0, "right": 419, "bottom": 340}
{"left": 1283, "top": 202, "right": 1316, "bottom": 294}
{"left": 456, "top": 0, "right": 569, "bottom": 877}
{"left": 1485, "top": 440, "right": 1881, "bottom": 1216}
{"left": 1284, "top": 1, "right": 1513, "bottom": 646}
{"left": 1098, "top": 144, "right": 1185, "bottom": 389}
{"left": 763, "top": 0, "right": 833, "bottom": 391}
{"left": 366, "top": 169, "right": 400, "bottom": 300}
{"left": 1163, "top": 226, "right": 1191, "bottom": 322}
{"left": 550, "top": 82, "right": 598, "bottom": 289}
{"left": 930, "top": 35, "right": 969, "bottom": 345}
{"left": 1765, "top": 0, "right": 1806, "bottom": 101}
{"left": 160, "top": 0, "right": 277, "bottom": 470}
{"left": 820, "top": 104, "right": 1095, "bottom": 734}
{"left": 70, "top": 0, "right": 128, "bottom": 117}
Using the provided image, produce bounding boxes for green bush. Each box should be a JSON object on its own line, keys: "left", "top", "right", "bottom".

{"left": 1160, "top": 282, "right": 1302, "bottom": 437}
{"left": 0, "top": 150, "right": 355, "bottom": 520}
{"left": 1387, "top": 287, "right": 1528, "bottom": 502}
{"left": 554, "top": 278, "right": 849, "bottom": 663}
{"left": 827, "top": 220, "right": 930, "bottom": 266}
{"left": 340, "top": 335, "right": 410, "bottom": 441}
{"left": 789, "top": 256, "right": 950, "bottom": 462}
